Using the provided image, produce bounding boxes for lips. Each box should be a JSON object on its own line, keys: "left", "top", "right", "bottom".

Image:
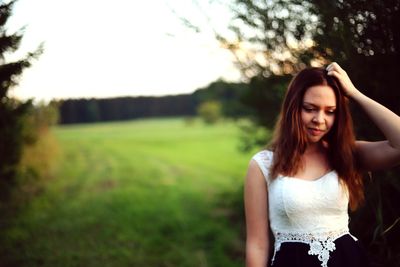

{"left": 308, "top": 128, "right": 325, "bottom": 136}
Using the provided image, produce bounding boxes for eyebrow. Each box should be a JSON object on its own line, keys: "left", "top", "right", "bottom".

{"left": 303, "top": 102, "right": 336, "bottom": 109}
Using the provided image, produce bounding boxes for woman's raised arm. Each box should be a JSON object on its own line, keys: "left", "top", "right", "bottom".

{"left": 327, "top": 62, "right": 400, "bottom": 170}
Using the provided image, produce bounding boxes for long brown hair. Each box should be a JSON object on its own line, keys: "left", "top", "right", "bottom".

{"left": 269, "top": 67, "right": 364, "bottom": 210}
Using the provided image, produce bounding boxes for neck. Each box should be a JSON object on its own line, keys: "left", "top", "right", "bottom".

{"left": 305, "top": 141, "right": 325, "bottom": 154}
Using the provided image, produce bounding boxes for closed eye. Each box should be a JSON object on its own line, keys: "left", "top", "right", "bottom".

{"left": 303, "top": 107, "right": 315, "bottom": 112}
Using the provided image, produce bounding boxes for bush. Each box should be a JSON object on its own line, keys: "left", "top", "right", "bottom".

{"left": 197, "top": 100, "right": 222, "bottom": 124}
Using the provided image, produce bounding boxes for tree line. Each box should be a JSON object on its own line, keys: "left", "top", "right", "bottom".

{"left": 57, "top": 80, "right": 253, "bottom": 124}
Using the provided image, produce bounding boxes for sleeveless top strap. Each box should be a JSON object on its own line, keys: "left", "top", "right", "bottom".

{"left": 251, "top": 150, "right": 273, "bottom": 185}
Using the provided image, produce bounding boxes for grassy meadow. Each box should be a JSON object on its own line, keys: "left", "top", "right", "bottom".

{"left": 1, "top": 117, "right": 261, "bottom": 267}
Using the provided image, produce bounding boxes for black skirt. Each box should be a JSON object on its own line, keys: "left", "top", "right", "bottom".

{"left": 269, "top": 234, "right": 370, "bottom": 267}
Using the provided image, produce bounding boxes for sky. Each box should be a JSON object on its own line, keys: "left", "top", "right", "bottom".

{"left": 7, "top": 0, "right": 241, "bottom": 102}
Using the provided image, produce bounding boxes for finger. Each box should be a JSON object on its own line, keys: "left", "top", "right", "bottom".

{"left": 327, "top": 70, "right": 340, "bottom": 79}
{"left": 326, "top": 62, "right": 339, "bottom": 72}
{"left": 332, "top": 62, "right": 345, "bottom": 73}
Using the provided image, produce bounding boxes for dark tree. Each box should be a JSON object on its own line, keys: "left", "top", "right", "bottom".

{"left": 0, "top": 0, "right": 42, "bottom": 200}
{"left": 215, "top": 0, "right": 320, "bottom": 78}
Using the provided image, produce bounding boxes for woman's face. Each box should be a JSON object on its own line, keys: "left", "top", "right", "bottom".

{"left": 301, "top": 85, "right": 337, "bottom": 143}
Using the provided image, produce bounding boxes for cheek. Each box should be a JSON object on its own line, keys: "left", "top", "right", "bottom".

{"left": 327, "top": 115, "right": 336, "bottom": 129}
{"left": 301, "top": 111, "right": 310, "bottom": 124}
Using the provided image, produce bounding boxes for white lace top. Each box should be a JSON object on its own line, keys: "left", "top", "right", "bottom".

{"left": 252, "top": 150, "right": 357, "bottom": 267}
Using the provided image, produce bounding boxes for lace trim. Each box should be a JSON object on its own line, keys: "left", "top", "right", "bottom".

{"left": 271, "top": 228, "right": 356, "bottom": 267}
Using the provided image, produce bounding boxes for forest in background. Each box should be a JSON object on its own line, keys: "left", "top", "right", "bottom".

{"left": 56, "top": 80, "right": 253, "bottom": 124}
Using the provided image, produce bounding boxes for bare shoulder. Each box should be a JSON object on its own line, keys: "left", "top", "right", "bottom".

{"left": 355, "top": 140, "right": 400, "bottom": 171}
{"left": 245, "top": 159, "right": 267, "bottom": 185}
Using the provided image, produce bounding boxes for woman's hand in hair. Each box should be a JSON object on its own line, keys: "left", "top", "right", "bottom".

{"left": 326, "top": 62, "right": 359, "bottom": 98}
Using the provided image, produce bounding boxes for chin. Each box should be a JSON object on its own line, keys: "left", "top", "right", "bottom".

{"left": 307, "top": 136, "right": 324, "bottom": 143}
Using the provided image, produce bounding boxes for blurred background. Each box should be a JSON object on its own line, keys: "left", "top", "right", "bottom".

{"left": 0, "top": 0, "right": 399, "bottom": 266}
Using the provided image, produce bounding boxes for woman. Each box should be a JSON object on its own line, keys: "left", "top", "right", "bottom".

{"left": 244, "top": 62, "right": 400, "bottom": 267}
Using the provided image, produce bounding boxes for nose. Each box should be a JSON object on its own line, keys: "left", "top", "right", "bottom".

{"left": 312, "top": 111, "right": 325, "bottom": 124}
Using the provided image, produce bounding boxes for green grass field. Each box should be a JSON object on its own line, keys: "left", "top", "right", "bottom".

{"left": 1, "top": 117, "right": 261, "bottom": 267}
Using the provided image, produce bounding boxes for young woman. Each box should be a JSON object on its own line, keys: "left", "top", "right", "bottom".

{"left": 244, "top": 62, "right": 400, "bottom": 267}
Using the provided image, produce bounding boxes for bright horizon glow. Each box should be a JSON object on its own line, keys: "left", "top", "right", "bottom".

{"left": 6, "top": 0, "right": 241, "bottom": 102}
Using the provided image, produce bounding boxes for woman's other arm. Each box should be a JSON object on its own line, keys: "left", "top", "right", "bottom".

{"left": 244, "top": 159, "right": 270, "bottom": 267}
